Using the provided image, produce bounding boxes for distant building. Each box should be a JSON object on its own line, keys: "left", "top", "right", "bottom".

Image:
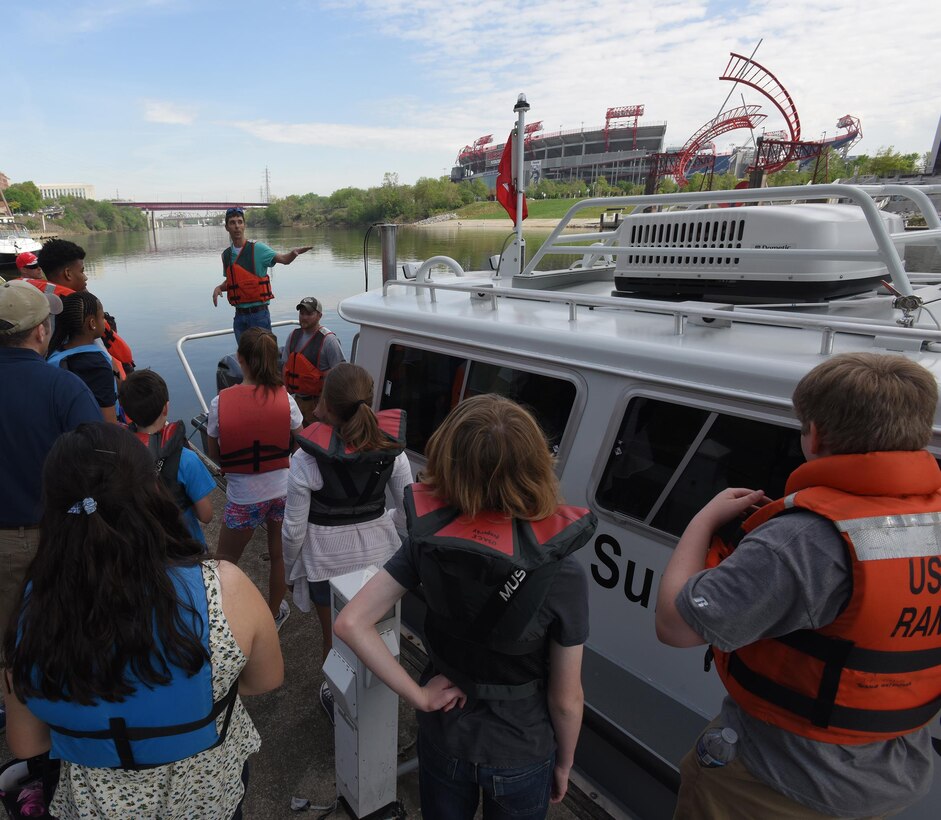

{"left": 0, "top": 171, "right": 9, "bottom": 191}
{"left": 38, "top": 183, "right": 95, "bottom": 200}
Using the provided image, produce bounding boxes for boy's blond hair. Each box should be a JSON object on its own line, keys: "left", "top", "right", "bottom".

{"left": 422, "top": 394, "right": 559, "bottom": 520}
{"left": 792, "top": 352, "right": 937, "bottom": 454}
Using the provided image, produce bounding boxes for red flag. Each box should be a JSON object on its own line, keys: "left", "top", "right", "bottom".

{"left": 496, "top": 130, "right": 528, "bottom": 224}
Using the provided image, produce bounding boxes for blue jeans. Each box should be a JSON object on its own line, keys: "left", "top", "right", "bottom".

{"left": 232, "top": 306, "right": 271, "bottom": 344}
{"left": 418, "top": 734, "right": 554, "bottom": 820}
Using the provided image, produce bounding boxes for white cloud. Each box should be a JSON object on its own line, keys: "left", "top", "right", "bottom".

{"left": 228, "top": 119, "right": 469, "bottom": 154}
{"left": 144, "top": 99, "right": 197, "bottom": 126}
{"left": 323, "top": 0, "right": 940, "bottom": 157}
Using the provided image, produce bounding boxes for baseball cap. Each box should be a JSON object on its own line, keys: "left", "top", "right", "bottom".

{"left": 0, "top": 280, "right": 63, "bottom": 335}
{"left": 15, "top": 252, "right": 40, "bottom": 270}
{"left": 296, "top": 297, "right": 323, "bottom": 314}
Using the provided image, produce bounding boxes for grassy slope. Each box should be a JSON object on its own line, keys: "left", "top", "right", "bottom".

{"left": 454, "top": 199, "right": 613, "bottom": 220}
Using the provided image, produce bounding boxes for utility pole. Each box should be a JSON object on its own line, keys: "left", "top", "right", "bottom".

{"left": 264, "top": 166, "right": 271, "bottom": 203}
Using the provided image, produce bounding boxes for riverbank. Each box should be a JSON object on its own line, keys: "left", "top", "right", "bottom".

{"left": 414, "top": 216, "right": 600, "bottom": 230}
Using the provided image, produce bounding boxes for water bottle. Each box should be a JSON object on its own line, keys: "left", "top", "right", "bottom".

{"left": 695, "top": 726, "right": 738, "bottom": 768}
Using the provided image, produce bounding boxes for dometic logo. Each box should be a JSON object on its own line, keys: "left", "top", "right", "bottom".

{"left": 499, "top": 569, "right": 527, "bottom": 602}
{"left": 754, "top": 243, "right": 791, "bottom": 249}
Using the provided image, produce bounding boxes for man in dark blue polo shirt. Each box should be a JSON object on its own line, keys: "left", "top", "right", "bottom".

{"left": 0, "top": 280, "right": 101, "bottom": 639}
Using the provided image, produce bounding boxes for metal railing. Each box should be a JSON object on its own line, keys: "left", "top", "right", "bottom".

{"left": 175, "top": 320, "right": 298, "bottom": 415}
{"left": 517, "top": 183, "right": 941, "bottom": 297}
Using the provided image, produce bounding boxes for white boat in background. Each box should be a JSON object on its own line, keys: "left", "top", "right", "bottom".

{"left": 0, "top": 223, "right": 42, "bottom": 268}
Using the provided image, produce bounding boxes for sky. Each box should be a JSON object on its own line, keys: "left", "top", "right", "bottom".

{"left": 2, "top": 0, "right": 939, "bottom": 202}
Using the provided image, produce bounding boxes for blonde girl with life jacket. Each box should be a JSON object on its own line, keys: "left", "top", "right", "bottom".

{"left": 282, "top": 362, "right": 412, "bottom": 721}
{"left": 207, "top": 328, "right": 303, "bottom": 631}
{"left": 335, "top": 395, "right": 596, "bottom": 820}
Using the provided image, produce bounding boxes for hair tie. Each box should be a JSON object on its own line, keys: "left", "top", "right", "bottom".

{"left": 67, "top": 497, "right": 97, "bottom": 515}
{"left": 342, "top": 399, "right": 368, "bottom": 422}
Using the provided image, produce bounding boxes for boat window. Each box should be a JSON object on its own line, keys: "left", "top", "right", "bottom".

{"left": 464, "top": 362, "right": 575, "bottom": 453}
{"left": 381, "top": 345, "right": 466, "bottom": 455}
{"left": 596, "top": 397, "right": 803, "bottom": 537}
{"left": 380, "top": 344, "right": 577, "bottom": 456}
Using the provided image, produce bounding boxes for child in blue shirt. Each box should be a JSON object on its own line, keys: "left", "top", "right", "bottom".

{"left": 118, "top": 370, "right": 215, "bottom": 548}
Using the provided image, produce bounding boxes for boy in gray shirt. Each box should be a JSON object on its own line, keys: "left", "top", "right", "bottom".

{"left": 657, "top": 352, "right": 941, "bottom": 819}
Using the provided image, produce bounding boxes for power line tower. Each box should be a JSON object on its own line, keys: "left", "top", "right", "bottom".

{"left": 263, "top": 167, "right": 271, "bottom": 203}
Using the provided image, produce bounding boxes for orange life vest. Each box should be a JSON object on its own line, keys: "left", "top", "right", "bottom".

{"left": 282, "top": 327, "right": 335, "bottom": 397}
{"left": 24, "top": 278, "right": 135, "bottom": 379}
{"left": 216, "top": 385, "right": 291, "bottom": 474}
{"left": 222, "top": 242, "right": 273, "bottom": 306}
{"left": 707, "top": 450, "right": 941, "bottom": 745}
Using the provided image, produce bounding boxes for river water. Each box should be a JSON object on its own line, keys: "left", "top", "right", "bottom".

{"left": 70, "top": 224, "right": 941, "bottom": 431}
{"left": 77, "top": 224, "right": 555, "bottom": 428}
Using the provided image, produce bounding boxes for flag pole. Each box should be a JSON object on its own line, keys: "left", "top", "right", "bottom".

{"left": 513, "top": 93, "right": 530, "bottom": 275}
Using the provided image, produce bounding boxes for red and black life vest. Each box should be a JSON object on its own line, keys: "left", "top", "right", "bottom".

{"left": 283, "top": 327, "right": 336, "bottom": 397}
{"left": 131, "top": 420, "right": 192, "bottom": 510}
{"left": 707, "top": 450, "right": 941, "bottom": 745}
{"left": 25, "top": 278, "right": 135, "bottom": 378}
{"left": 295, "top": 409, "right": 405, "bottom": 525}
{"left": 216, "top": 385, "right": 291, "bottom": 474}
{"left": 222, "top": 242, "right": 273, "bottom": 306}
{"left": 405, "top": 483, "right": 597, "bottom": 700}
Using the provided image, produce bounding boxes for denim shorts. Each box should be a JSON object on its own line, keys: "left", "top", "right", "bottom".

{"left": 223, "top": 496, "right": 285, "bottom": 530}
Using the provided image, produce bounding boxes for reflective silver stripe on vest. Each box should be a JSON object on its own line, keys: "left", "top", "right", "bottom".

{"left": 783, "top": 493, "right": 798, "bottom": 509}
{"left": 834, "top": 512, "right": 941, "bottom": 561}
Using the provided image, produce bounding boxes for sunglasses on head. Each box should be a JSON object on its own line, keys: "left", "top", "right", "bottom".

{"left": 225, "top": 207, "right": 244, "bottom": 218}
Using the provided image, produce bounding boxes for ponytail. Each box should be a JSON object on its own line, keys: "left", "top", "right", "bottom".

{"left": 238, "top": 327, "right": 283, "bottom": 391}
{"left": 321, "top": 363, "right": 398, "bottom": 452}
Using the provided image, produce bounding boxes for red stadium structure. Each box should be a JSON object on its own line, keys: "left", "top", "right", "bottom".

{"left": 524, "top": 121, "right": 544, "bottom": 150}
{"left": 645, "top": 53, "right": 863, "bottom": 190}
{"left": 605, "top": 105, "right": 645, "bottom": 150}
{"left": 457, "top": 134, "right": 494, "bottom": 166}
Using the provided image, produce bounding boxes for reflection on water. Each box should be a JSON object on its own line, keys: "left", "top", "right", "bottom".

{"left": 78, "top": 224, "right": 551, "bottom": 429}
{"left": 75, "top": 224, "right": 941, "bottom": 432}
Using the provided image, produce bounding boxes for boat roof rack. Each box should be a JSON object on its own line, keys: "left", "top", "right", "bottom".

{"left": 519, "top": 183, "right": 941, "bottom": 298}
{"left": 381, "top": 278, "right": 941, "bottom": 355}
{"left": 378, "top": 184, "right": 941, "bottom": 354}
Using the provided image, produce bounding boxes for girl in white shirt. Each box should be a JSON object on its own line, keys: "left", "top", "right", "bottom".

{"left": 282, "top": 363, "right": 411, "bottom": 717}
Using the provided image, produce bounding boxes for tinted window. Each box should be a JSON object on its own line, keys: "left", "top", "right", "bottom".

{"left": 381, "top": 345, "right": 465, "bottom": 454}
{"left": 464, "top": 362, "right": 575, "bottom": 452}
{"left": 380, "top": 344, "right": 577, "bottom": 456}
{"left": 597, "top": 397, "right": 803, "bottom": 537}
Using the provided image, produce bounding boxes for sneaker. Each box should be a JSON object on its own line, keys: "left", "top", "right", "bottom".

{"left": 274, "top": 600, "right": 290, "bottom": 632}
{"left": 319, "top": 681, "right": 335, "bottom": 725}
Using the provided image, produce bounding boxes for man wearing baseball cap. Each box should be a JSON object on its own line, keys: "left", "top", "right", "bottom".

{"left": 0, "top": 281, "right": 101, "bottom": 637}
{"left": 281, "top": 296, "right": 345, "bottom": 426}
{"left": 8, "top": 251, "right": 42, "bottom": 279}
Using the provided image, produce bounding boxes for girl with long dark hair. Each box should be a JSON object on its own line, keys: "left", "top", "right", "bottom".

{"left": 207, "top": 327, "right": 303, "bottom": 630}
{"left": 335, "top": 395, "right": 596, "bottom": 820}
{"left": 2, "top": 422, "right": 283, "bottom": 819}
{"left": 282, "top": 362, "right": 411, "bottom": 721}
{"left": 46, "top": 290, "right": 118, "bottom": 423}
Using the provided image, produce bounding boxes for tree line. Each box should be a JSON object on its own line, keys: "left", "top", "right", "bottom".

{"left": 2, "top": 181, "right": 148, "bottom": 233}
{"left": 2, "top": 145, "right": 928, "bottom": 233}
